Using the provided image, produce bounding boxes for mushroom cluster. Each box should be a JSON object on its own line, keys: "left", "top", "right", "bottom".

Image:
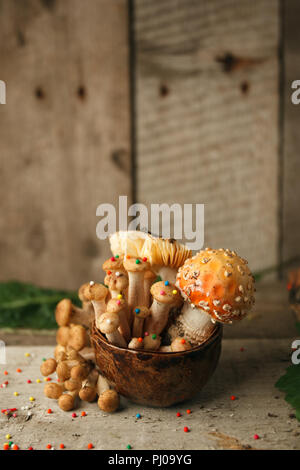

{"left": 43, "top": 233, "right": 255, "bottom": 414}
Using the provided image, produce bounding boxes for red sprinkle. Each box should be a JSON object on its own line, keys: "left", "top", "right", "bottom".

{"left": 60, "top": 444, "right": 65, "bottom": 449}
{"left": 28, "top": 447, "right": 33, "bottom": 450}
{"left": 47, "top": 409, "right": 52, "bottom": 414}
{"left": 176, "top": 412, "right": 182, "bottom": 417}
{"left": 4, "top": 381, "right": 8, "bottom": 385}
{"left": 46, "top": 444, "right": 52, "bottom": 449}
{"left": 144, "top": 332, "right": 149, "bottom": 337}
{"left": 27, "top": 380, "right": 32, "bottom": 384}
{"left": 107, "top": 270, "right": 112, "bottom": 275}
{"left": 117, "top": 300, "right": 121, "bottom": 305}
{"left": 3, "top": 444, "right": 9, "bottom": 450}
{"left": 12, "top": 444, "right": 19, "bottom": 450}
{"left": 87, "top": 443, "right": 93, "bottom": 449}
{"left": 186, "top": 409, "right": 191, "bottom": 414}
{"left": 253, "top": 434, "right": 260, "bottom": 440}
{"left": 138, "top": 337, "right": 143, "bottom": 343}
{"left": 142, "top": 257, "right": 148, "bottom": 262}
{"left": 184, "top": 426, "right": 189, "bottom": 433}
{"left": 46, "top": 377, "right": 51, "bottom": 381}
{"left": 230, "top": 395, "right": 237, "bottom": 401}
{"left": 4, "top": 371, "right": 8, "bottom": 375}
{"left": 12, "top": 413, "right": 17, "bottom": 418}
{"left": 160, "top": 290, "right": 166, "bottom": 295}
{"left": 81, "top": 411, "right": 87, "bottom": 417}
{"left": 111, "top": 257, "right": 115, "bottom": 261}
{"left": 16, "top": 368, "right": 22, "bottom": 373}
{"left": 180, "top": 339, "right": 186, "bottom": 344}
{"left": 72, "top": 412, "right": 77, "bottom": 418}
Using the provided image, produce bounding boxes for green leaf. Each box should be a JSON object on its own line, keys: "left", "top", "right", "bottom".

{"left": 276, "top": 364, "right": 300, "bottom": 421}
{"left": 0, "top": 281, "right": 79, "bottom": 329}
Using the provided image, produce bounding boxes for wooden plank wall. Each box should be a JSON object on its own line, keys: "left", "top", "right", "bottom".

{"left": 0, "top": 0, "right": 131, "bottom": 290}
{"left": 282, "top": 0, "right": 300, "bottom": 266}
{"left": 134, "top": 0, "right": 280, "bottom": 274}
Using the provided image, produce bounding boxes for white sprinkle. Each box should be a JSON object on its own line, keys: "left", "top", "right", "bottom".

{"left": 235, "top": 296, "right": 242, "bottom": 302}
{"left": 106, "top": 319, "right": 111, "bottom": 324}
{"left": 115, "top": 271, "right": 121, "bottom": 277}
{"left": 89, "top": 280, "right": 95, "bottom": 286}
{"left": 238, "top": 285, "right": 244, "bottom": 293}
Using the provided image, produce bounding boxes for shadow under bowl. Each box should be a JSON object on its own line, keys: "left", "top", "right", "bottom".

{"left": 91, "top": 322, "right": 222, "bottom": 407}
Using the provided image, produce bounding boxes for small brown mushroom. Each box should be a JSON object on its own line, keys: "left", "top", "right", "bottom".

{"left": 40, "top": 358, "right": 57, "bottom": 377}
{"left": 58, "top": 390, "right": 78, "bottom": 411}
{"left": 78, "top": 282, "right": 95, "bottom": 318}
{"left": 68, "top": 324, "right": 89, "bottom": 351}
{"left": 145, "top": 281, "right": 183, "bottom": 335}
{"left": 143, "top": 334, "right": 161, "bottom": 351}
{"left": 56, "top": 360, "right": 80, "bottom": 382}
{"left": 128, "top": 337, "right": 144, "bottom": 350}
{"left": 106, "top": 298, "right": 131, "bottom": 342}
{"left": 64, "top": 378, "right": 82, "bottom": 392}
{"left": 132, "top": 306, "right": 150, "bottom": 338}
{"left": 123, "top": 257, "right": 150, "bottom": 316}
{"left": 104, "top": 271, "right": 128, "bottom": 299}
{"left": 170, "top": 337, "right": 192, "bottom": 352}
{"left": 55, "top": 298, "right": 91, "bottom": 328}
{"left": 44, "top": 382, "right": 65, "bottom": 400}
{"left": 98, "top": 312, "right": 127, "bottom": 348}
{"left": 83, "top": 282, "right": 108, "bottom": 329}
{"left": 96, "top": 374, "right": 119, "bottom": 413}
{"left": 56, "top": 326, "right": 70, "bottom": 347}
{"left": 54, "top": 345, "right": 67, "bottom": 362}
{"left": 79, "top": 369, "right": 99, "bottom": 402}
{"left": 102, "top": 256, "right": 125, "bottom": 273}
{"left": 159, "top": 345, "right": 172, "bottom": 352}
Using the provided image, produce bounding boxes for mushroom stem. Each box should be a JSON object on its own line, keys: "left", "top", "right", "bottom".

{"left": 145, "top": 300, "right": 170, "bottom": 335}
{"left": 143, "top": 271, "right": 156, "bottom": 307}
{"left": 128, "top": 337, "right": 144, "bottom": 350}
{"left": 106, "top": 330, "right": 127, "bottom": 348}
{"left": 92, "top": 300, "right": 107, "bottom": 329}
{"left": 79, "top": 369, "right": 99, "bottom": 402}
{"left": 154, "top": 265, "right": 178, "bottom": 283}
{"left": 96, "top": 374, "right": 111, "bottom": 396}
{"left": 169, "top": 302, "right": 216, "bottom": 345}
{"left": 132, "top": 306, "right": 150, "bottom": 338}
{"left": 127, "top": 271, "right": 146, "bottom": 312}
{"left": 99, "top": 312, "right": 127, "bottom": 348}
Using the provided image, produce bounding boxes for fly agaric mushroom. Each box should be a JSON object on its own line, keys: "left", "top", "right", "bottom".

{"left": 141, "top": 235, "right": 192, "bottom": 283}
{"left": 55, "top": 298, "right": 91, "bottom": 328}
{"left": 83, "top": 282, "right": 108, "bottom": 329}
{"left": 79, "top": 369, "right": 99, "bottom": 402}
{"left": 132, "top": 306, "right": 150, "bottom": 338}
{"left": 144, "top": 270, "right": 157, "bottom": 306}
{"left": 40, "top": 358, "right": 57, "bottom": 377}
{"left": 169, "top": 248, "right": 255, "bottom": 345}
{"left": 123, "top": 256, "right": 150, "bottom": 314}
{"left": 99, "top": 312, "right": 127, "bottom": 348}
{"left": 96, "top": 374, "right": 120, "bottom": 413}
{"left": 44, "top": 382, "right": 65, "bottom": 400}
{"left": 104, "top": 271, "right": 129, "bottom": 299}
{"left": 145, "top": 281, "right": 183, "bottom": 335}
{"left": 106, "top": 298, "right": 131, "bottom": 342}
{"left": 128, "top": 337, "right": 144, "bottom": 350}
{"left": 58, "top": 390, "right": 78, "bottom": 411}
{"left": 143, "top": 333, "right": 161, "bottom": 351}
{"left": 56, "top": 326, "right": 70, "bottom": 347}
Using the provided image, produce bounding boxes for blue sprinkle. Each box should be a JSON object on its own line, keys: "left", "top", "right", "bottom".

{"left": 164, "top": 281, "right": 169, "bottom": 286}
{"left": 136, "top": 413, "right": 141, "bottom": 419}
{"left": 135, "top": 308, "right": 140, "bottom": 314}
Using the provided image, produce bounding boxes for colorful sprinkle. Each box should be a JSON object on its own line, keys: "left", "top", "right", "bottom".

{"left": 107, "top": 270, "right": 112, "bottom": 275}
{"left": 144, "top": 332, "right": 149, "bottom": 336}
{"left": 87, "top": 443, "right": 93, "bottom": 449}
{"left": 111, "top": 257, "right": 115, "bottom": 261}
{"left": 14, "top": 392, "right": 19, "bottom": 396}
{"left": 46, "top": 444, "right": 52, "bottom": 449}
{"left": 115, "top": 255, "right": 119, "bottom": 258}
{"left": 126, "top": 255, "right": 131, "bottom": 259}
{"left": 126, "top": 444, "right": 132, "bottom": 449}
{"left": 27, "top": 380, "right": 32, "bottom": 384}
{"left": 116, "top": 300, "right": 121, "bottom": 305}
{"left": 5, "top": 434, "right": 11, "bottom": 440}
{"left": 29, "top": 397, "right": 35, "bottom": 402}
{"left": 81, "top": 411, "right": 87, "bottom": 417}
{"left": 142, "top": 257, "right": 147, "bottom": 262}
{"left": 117, "top": 294, "right": 123, "bottom": 300}
{"left": 176, "top": 412, "right": 182, "bottom": 417}
{"left": 46, "top": 377, "right": 51, "bottom": 382}
{"left": 3, "top": 444, "right": 9, "bottom": 450}
{"left": 4, "top": 371, "right": 8, "bottom": 375}
{"left": 135, "top": 259, "right": 141, "bottom": 264}
{"left": 240, "top": 347, "right": 245, "bottom": 352}
{"left": 151, "top": 334, "right": 157, "bottom": 340}
{"left": 135, "top": 308, "right": 140, "bottom": 314}
{"left": 230, "top": 395, "right": 237, "bottom": 401}
{"left": 136, "top": 413, "right": 141, "bottom": 419}
{"left": 16, "top": 368, "right": 22, "bottom": 373}
{"left": 160, "top": 290, "right": 166, "bottom": 295}
{"left": 253, "top": 434, "right": 260, "bottom": 440}
{"left": 180, "top": 339, "right": 186, "bottom": 344}
{"left": 47, "top": 409, "right": 52, "bottom": 414}
{"left": 164, "top": 281, "right": 169, "bottom": 286}
{"left": 72, "top": 412, "right": 77, "bottom": 418}
{"left": 186, "top": 409, "right": 191, "bottom": 414}
{"left": 183, "top": 427, "right": 189, "bottom": 433}
{"left": 12, "top": 413, "right": 17, "bottom": 418}
{"left": 42, "top": 358, "right": 46, "bottom": 362}
{"left": 25, "top": 353, "right": 30, "bottom": 357}
{"left": 28, "top": 446, "right": 33, "bottom": 450}
{"left": 12, "top": 444, "right": 19, "bottom": 450}
{"left": 138, "top": 337, "right": 143, "bottom": 343}
{"left": 36, "top": 379, "right": 41, "bottom": 383}
{"left": 172, "top": 290, "right": 177, "bottom": 295}
{"left": 59, "top": 443, "right": 65, "bottom": 449}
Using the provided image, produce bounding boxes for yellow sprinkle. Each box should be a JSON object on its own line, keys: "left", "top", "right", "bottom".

{"left": 43, "top": 377, "right": 48, "bottom": 382}
{"left": 172, "top": 290, "right": 177, "bottom": 295}
{"left": 36, "top": 379, "right": 41, "bottom": 383}
{"left": 29, "top": 397, "right": 35, "bottom": 402}
{"left": 24, "top": 353, "right": 30, "bottom": 357}
{"left": 5, "top": 434, "right": 11, "bottom": 440}
{"left": 14, "top": 392, "right": 19, "bottom": 396}
{"left": 117, "top": 294, "right": 123, "bottom": 299}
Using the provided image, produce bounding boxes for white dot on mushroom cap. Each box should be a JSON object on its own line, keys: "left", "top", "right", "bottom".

{"left": 115, "top": 272, "right": 121, "bottom": 276}
{"left": 106, "top": 319, "right": 111, "bottom": 324}
{"left": 235, "top": 296, "right": 242, "bottom": 302}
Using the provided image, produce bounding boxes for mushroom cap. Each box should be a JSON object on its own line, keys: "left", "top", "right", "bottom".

{"left": 65, "top": 378, "right": 82, "bottom": 392}
{"left": 78, "top": 283, "right": 91, "bottom": 302}
{"left": 106, "top": 297, "right": 127, "bottom": 313}
{"left": 68, "top": 324, "right": 87, "bottom": 351}
{"left": 102, "top": 256, "right": 125, "bottom": 272}
{"left": 40, "top": 358, "right": 57, "bottom": 377}
{"left": 143, "top": 334, "right": 161, "bottom": 350}
{"left": 109, "top": 231, "right": 148, "bottom": 258}
{"left": 128, "top": 337, "right": 144, "bottom": 349}
{"left": 58, "top": 393, "right": 76, "bottom": 411}
{"left": 104, "top": 271, "right": 128, "bottom": 291}
{"left": 83, "top": 282, "right": 108, "bottom": 302}
{"left": 170, "top": 337, "right": 192, "bottom": 352}
{"left": 123, "top": 256, "right": 150, "bottom": 273}
{"left": 144, "top": 270, "right": 157, "bottom": 281}
{"left": 56, "top": 326, "right": 70, "bottom": 347}
{"left": 133, "top": 306, "right": 150, "bottom": 319}
{"left": 55, "top": 299, "right": 73, "bottom": 326}
{"left": 44, "top": 383, "right": 63, "bottom": 400}
{"left": 79, "top": 386, "right": 97, "bottom": 402}
{"left": 99, "top": 312, "right": 120, "bottom": 334}
{"left": 141, "top": 235, "right": 192, "bottom": 269}
{"left": 150, "top": 281, "right": 183, "bottom": 306}
{"left": 98, "top": 389, "right": 120, "bottom": 413}
{"left": 176, "top": 248, "right": 255, "bottom": 324}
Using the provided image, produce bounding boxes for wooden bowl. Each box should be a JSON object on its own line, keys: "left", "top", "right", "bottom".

{"left": 91, "top": 322, "right": 222, "bottom": 407}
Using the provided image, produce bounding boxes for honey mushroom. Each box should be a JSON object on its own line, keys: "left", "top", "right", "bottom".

{"left": 68, "top": 324, "right": 89, "bottom": 351}
{"left": 56, "top": 326, "right": 70, "bottom": 347}
{"left": 123, "top": 256, "right": 150, "bottom": 317}
{"left": 104, "top": 271, "right": 128, "bottom": 299}
{"left": 98, "top": 312, "right": 127, "bottom": 348}
{"left": 44, "top": 382, "right": 65, "bottom": 400}
{"left": 54, "top": 345, "right": 95, "bottom": 363}
{"left": 83, "top": 281, "right": 108, "bottom": 329}
{"left": 132, "top": 306, "right": 150, "bottom": 338}
{"left": 64, "top": 378, "right": 82, "bottom": 392}
{"left": 102, "top": 256, "right": 125, "bottom": 274}
{"left": 97, "top": 374, "right": 120, "bottom": 413}
{"left": 58, "top": 390, "right": 79, "bottom": 411}
{"left": 40, "top": 358, "right": 57, "bottom": 377}
{"left": 78, "top": 282, "right": 95, "bottom": 318}
{"left": 128, "top": 337, "right": 144, "bottom": 350}
{"left": 143, "top": 334, "right": 161, "bottom": 351}
{"left": 144, "top": 281, "right": 183, "bottom": 335}
{"left": 55, "top": 298, "right": 91, "bottom": 328}
{"left": 106, "top": 298, "right": 131, "bottom": 343}
{"left": 79, "top": 369, "right": 99, "bottom": 402}
{"left": 168, "top": 248, "right": 255, "bottom": 345}
{"left": 141, "top": 235, "right": 192, "bottom": 283}
{"left": 143, "top": 270, "right": 157, "bottom": 307}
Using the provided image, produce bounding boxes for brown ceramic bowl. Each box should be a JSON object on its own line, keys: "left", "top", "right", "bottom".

{"left": 91, "top": 322, "right": 222, "bottom": 407}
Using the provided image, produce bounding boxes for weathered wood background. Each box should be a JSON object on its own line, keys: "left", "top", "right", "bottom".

{"left": 0, "top": 0, "right": 299, "bottom": 290}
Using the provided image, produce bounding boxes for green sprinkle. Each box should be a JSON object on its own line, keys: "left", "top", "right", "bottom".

{"left": 42, "top": 358, "right": 46, "bottom": 362}
{"left": 115, "top": 255, "right": 119, "bottom": 258}
{"left": 152, "top": 334, "right": 157, "bottom": 340}
{"left": 126, "top": 444, "right": 132, "bottom": 449}
{"left": 9, "top": 441, "right": 13, "bottom": 447}
{"left": 135, "top": 259, "right": 140, "bottom": 264}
